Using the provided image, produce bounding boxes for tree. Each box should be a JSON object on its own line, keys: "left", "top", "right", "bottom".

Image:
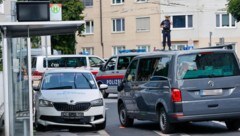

{"left": 50, "top": 0, "right": 85, "bottom": 54}
{"left": 228, "top": 0, "right": 240, "bottom": 22}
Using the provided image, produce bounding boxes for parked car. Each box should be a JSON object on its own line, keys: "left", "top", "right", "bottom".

{"left": 34, "top": 69, "right": 108, "bottom": 131}
{"left": 117, "top": 49, "right": 240, "bottom": 134}
{"left": 32, "top": 54, "right": 105, "bottom": 81}
{"left": 96, "top": 49, "right": 146, "bottom": 98}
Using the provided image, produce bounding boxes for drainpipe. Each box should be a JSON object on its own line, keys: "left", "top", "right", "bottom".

{"left": 100, "top": 0, "right": 104, "bottom": 58}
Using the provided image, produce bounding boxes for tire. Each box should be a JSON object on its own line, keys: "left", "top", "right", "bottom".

{"left": 225, "top": 119, "right": 240, "bottom": 131}
{"left": 34, "top": 112, "right": 46, "bottom": 131}
{"left": 95, "top": 119, "right": 106, "bottom": 130}
{"left": 159, "top": 108, "right": 175, "bottom": 134}
{"left": 118, "top": 104, "right": 134, "bottom": 127}
{"left": 102, "top": 90, "right": 109, "bottom": 98}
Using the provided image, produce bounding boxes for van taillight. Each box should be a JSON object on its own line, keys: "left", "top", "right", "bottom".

{"left": 33, "top": 71, "right": 43, "bottom": 76}
{"left": 171, "top": 88, "right": 182, "bottom": 102}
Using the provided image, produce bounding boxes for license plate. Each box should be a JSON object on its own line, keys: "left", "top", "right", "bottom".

{"left": 200, "top": 89, "right": 223, "bottom": 96}
{"left": 61, "top": 112, "right": 83, "bottom": 118}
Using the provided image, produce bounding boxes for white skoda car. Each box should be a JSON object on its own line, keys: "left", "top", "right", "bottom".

{"left": 34, "top": 69, "right": 108, "bottom": 131}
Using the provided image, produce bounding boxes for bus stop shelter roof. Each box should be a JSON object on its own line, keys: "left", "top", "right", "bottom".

{"left": 0, "top": 21, "right": 85, "bottom": 38}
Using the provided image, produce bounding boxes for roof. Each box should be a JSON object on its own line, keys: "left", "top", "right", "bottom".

{"left": 44, "top": 68, "right": 91, "bottom": 74}
{"left": 135, "top": 49, "right": 234, "bottom": 58}
{"left": 35, "top": 54, "right": 102, "bottom": 58}
{"left": 0, "top": 21, "right": 85, "bottom": 37}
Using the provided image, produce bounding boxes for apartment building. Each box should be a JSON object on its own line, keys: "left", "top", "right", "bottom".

{"left": 76, "top": 0, "right": 240, "bottom": 58}
{"left": 76, "top": 0, "right": 162, "bottom": 58}
{"left": 160, "top": 0, "right": 240, "bottom": 56}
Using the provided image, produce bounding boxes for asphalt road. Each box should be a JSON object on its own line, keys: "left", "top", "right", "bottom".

{"left": 35, "top": 94, "right": 240, "bottom": 136}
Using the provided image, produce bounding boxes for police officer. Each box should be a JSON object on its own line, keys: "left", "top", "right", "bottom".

{"left": 160, "top": 15, "right": 171, "bottom": 51}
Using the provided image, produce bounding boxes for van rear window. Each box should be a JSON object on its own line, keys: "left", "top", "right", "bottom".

{"left": 43, "top": 57, "right": 87, "bottom": 68}
{"left": 177, "top": 52, "right": 240, "bottom": 79}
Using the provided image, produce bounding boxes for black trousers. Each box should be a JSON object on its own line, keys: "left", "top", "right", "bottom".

{"left": 162, "top": 30, "right": 171, "bottom": 48}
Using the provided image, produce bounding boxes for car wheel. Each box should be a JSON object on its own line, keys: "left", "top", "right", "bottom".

{"left": 95, "top": 118, "right": 106, "bottom": 130}
{"left": 118, "top": 104, "right": 134, "bottom": 127}
{"left": 159, "top": 108, "right": 175, "bottom": 134}
{"left": 102, "top": 90, "right": 109, "bottom": 98}
{"left": 34, "top": 112, "right": 46, "bottom": 131}
{"left": 225, "top": 119, "right": 240, "bottom": 131}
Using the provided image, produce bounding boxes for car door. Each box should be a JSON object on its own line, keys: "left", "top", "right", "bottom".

{"left": 121, "top": 59, "right": 139, "bottom": 113}
{"left": 96, "top": 57, "right": 119, "bottom": 91}
{"left": 133, "top": 56, "right": 172, "bottom": 120}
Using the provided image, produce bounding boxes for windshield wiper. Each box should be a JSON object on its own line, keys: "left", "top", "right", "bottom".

{"left": 46, "top": 86, "right": 73, "bottom": 90}
{"left": 81, "top": 73, "right": 93, "bottom": 89}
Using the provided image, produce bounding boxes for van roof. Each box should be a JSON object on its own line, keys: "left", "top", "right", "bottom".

{"left": 135, "top": 49, "right": 234, "bottom": 58}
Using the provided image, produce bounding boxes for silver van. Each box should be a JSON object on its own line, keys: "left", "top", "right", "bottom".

{"left": 117, "top": 49, "right": 240, "bottom": 134}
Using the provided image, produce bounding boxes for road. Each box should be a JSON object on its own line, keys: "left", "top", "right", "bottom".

{"left": 35, "top": 94, "right": 240, "bottom": 136}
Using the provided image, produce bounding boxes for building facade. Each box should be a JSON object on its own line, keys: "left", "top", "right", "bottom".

{"left": 76, "top": 0, "right": 162, "bottom": 58}
{"left": 76, "top": 0, "right": 240, "bottom": 58}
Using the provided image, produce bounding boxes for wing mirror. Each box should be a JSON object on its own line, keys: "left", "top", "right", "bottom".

{"left": 99, "top": 84, "right": 108, "bottom": 90}
{"left": 99, "top": 64, "right": 106, "bottom": 71}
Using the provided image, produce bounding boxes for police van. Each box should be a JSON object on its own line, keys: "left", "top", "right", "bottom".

{"left": 96, "top": 49, "right": 146, "bottom": 98}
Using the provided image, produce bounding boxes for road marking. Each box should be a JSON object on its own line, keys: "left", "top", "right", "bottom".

{"left": 98, "top": 130, "right": 110, "bottom": 136}
{"left": 154, "top": 131, "right": 191, "bottom": 136}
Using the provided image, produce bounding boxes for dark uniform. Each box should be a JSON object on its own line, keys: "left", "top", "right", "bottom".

{"left": 160, "top": 19, "right": 171, "bottom": 50}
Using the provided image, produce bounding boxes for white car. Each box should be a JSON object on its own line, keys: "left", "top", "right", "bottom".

{"left": 34, "top": 69, "right": 108, "bottom": 131}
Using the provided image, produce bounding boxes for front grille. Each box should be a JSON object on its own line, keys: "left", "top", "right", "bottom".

{"left": 53, "top": 103, "right": 91, "bottom": 111}
{"left": 40, "top": 115, "right": 91, "bottom": 124}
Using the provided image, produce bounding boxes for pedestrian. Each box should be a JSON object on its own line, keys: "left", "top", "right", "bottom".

{"left": 160, "top": 15, "right": 172, "bottom": 51}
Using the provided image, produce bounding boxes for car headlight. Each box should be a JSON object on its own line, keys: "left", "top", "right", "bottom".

{"left": 39, "top": 99, "right": 53, "bottom": 107}
{"left": 91, "top": 98, "right": 103, "bottom": 107}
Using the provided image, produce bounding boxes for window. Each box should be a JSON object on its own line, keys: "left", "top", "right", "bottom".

{"left": 43, "top": 57, "right": 87, "bottom": 68}
{"left": 82, "top": 47, "right": 94, "bottom": 55}
{"left": 112, "top": 18, "right": 125, "bottom": 32}
{"left": 112, "top": 0, "right": 124, "bottom": 5}
{"left": 137, "top": 45, "right": 150, "bottom": 52}
{"left": 113, "top": 46, "right": 125, "bottom": 55}
{"left": 84, "top": 21, "right": 94, "bottom": 34}
{"left": 136, "top": 17, "right": 150, "bottom": 32}
{"left": 172, "top": 15, "right": 193, "bottom": 28}
{"left": 82, "top": 0, "right": 93, "bottom": 7}
{"left": 117, "top": 56, "right": 136, "bottom": 70}
{"left": 89, "top": 57, "right": 104, "bottom": 67}
{"left": 177, "top": 52, "right": 240, "bottom": 79}
{"left": 136, "top": 0, "right": 148, "bottom": 3}
{"left": 105, "top": 57, "right": 117, "bottom": 71}
{"left": 125, "top": 59, "right": 138, "bottom": 82}
{"left": 152, "top": 57, "right": 171, "bottom": 77}
{"left": 216, "top": 13, "right": 236, "bottom": 28}
{"left": 137, "top": 58, "right": 158, "bottom": 81}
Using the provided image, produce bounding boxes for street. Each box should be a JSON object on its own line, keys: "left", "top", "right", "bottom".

{"left": 35, "top": 94, "right": 240, "bottom": 136}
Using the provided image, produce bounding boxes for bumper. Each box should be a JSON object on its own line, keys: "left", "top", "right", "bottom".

{"left": 169, "top": 112, "right": 240, "bottom": 123}
{"left": 37, "top": 106, "right": 105, "bottom": 127}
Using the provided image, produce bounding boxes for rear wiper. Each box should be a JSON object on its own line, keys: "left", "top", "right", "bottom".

{"left": 81, "top": 73, "right": 93, "bottom": 89}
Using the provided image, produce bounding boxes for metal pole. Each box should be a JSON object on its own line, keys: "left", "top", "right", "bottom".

{"left": 45, "top": 36, "right": 48, "bottom": 69}
{"left": 209, "top": 32, "right": 212, "bottom": 47}
{"left": 27, "top": 26, "right": 33, "bottom": 136}
{"left": 2, "top": 26, "right": 10, "bottom": 136}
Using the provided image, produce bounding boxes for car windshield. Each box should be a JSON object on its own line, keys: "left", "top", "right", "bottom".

{"left": 177, "top": 52, "right": 240, "bottom": 79}
{"left": 41, "top": 72, "right": 97, "bottom": 90}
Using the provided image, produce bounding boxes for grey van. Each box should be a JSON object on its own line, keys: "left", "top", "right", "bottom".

{"left": 117, "top": 49, "right": 240, "bottom": 134}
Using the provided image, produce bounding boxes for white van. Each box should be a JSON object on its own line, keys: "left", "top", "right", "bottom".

{"left": 32, "top": 55, "right": 105, "bottom": 80}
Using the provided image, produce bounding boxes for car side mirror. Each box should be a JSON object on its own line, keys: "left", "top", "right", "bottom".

{"left": 100, "top": 84, "right": 108, "bottom": 90}
{"left": 117, "top": 80, "right": 125, "bottom": 92}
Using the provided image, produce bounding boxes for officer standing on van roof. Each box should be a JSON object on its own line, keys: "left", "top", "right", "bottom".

{"left": 160, "top": 15, "right": 172, "bottom": 51}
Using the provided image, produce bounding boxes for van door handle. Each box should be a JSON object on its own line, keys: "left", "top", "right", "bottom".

{"left": 208, "top": 104, "right": 218, "bottom": 108}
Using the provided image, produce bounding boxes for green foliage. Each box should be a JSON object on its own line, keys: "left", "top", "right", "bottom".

{"left": 228, "top": 0, "right": 240, "bottom": 22}
{"left": 31, "top": 36, "right": 41, "bottom": 48}
{"left": 50, "top": 0, "right": 85, "bottom": 54}
{"left": 0, "top": 45, "right": 2, "bottom": 71}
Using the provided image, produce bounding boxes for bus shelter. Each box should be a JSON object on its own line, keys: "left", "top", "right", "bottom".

{"left": 0, "top": 21, "right": 84, "bottom": 136}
